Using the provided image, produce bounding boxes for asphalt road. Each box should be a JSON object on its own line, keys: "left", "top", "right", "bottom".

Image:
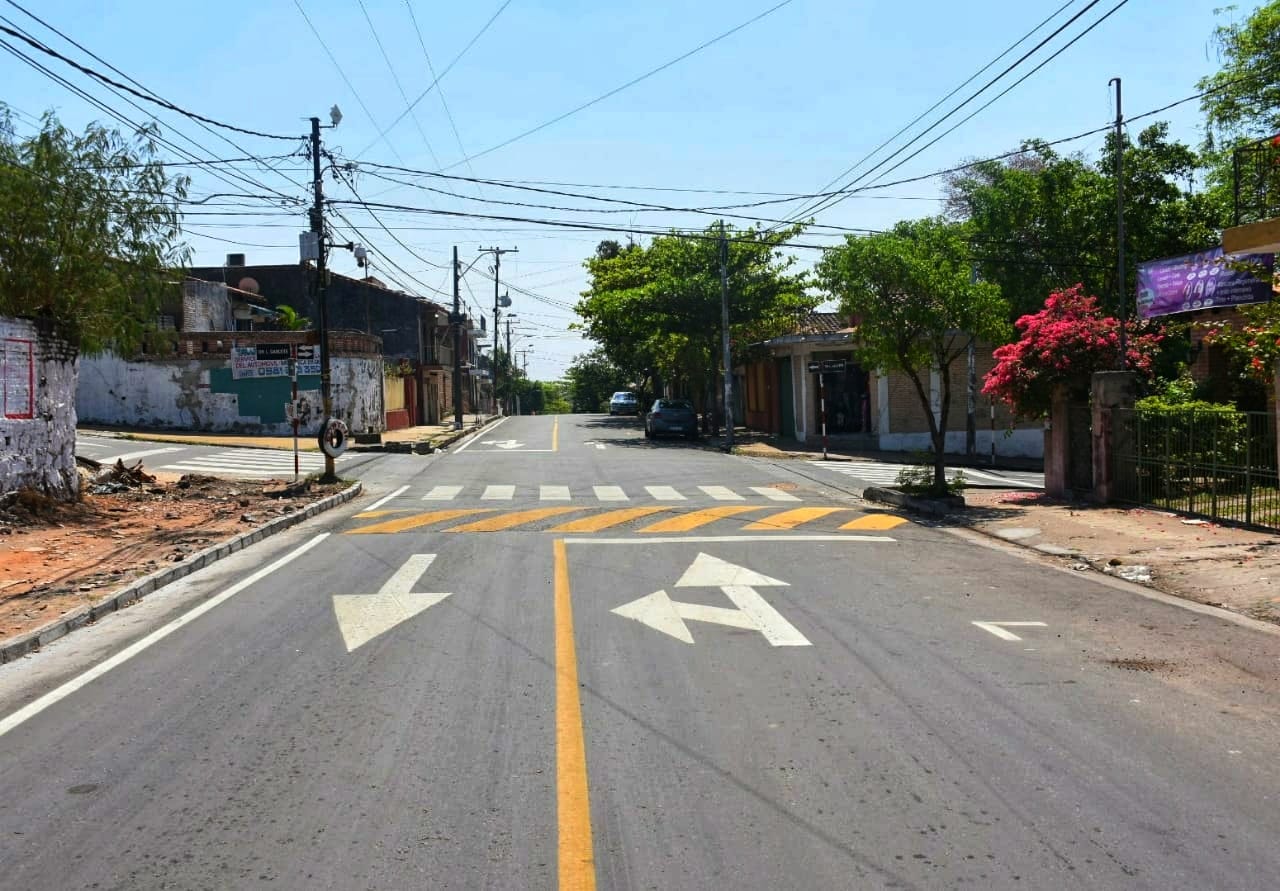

{"left": 3, "top": 414, "right": 1279, "bottom": 889}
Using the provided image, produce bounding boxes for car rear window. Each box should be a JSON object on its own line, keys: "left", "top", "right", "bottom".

{"left": 657, "top": 400, "right": 693, "bottom": 410}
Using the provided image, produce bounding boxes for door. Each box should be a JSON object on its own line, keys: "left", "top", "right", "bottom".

{"left": 776, "top": 357, "right": 795, "bottom": 439}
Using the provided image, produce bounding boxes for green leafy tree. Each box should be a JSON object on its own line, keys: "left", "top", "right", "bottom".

{"left": 273, "top": 304, "right": 310, "bottom": 331}
{"left": 577, "top": 225, "right": 812, "bottom": 429}
{"left": 0, "top": 109, "right": 190, "bottom": 354}
{"left": 1198, "top": 2, "right": 1280, "bottom": 141}
{"left": 817, "top": 218, "right": 1010, "bottom": 494}
{"left": 565, "top": 348, "right": 631, "bottom": 412}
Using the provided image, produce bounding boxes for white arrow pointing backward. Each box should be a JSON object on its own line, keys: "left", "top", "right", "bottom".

{"left": 612, "top": 553, "right": 810, "bottom": 646}
{"left": 332, "top": 554, "right": 450, "bottom": 653}
{"left": 481, "top": 439, "right": 525, "bottom": 449}
{"left": 971, "top": 621, "right": 1047, "bottom": 642}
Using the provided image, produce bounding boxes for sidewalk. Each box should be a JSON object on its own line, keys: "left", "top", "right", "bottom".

{"left": 714, "top": 429, "right": 1044, "bottom": 472}
{"left": 80, "top": 414, "right": 497, "bottom": 452}
{"left": 729, "top": 432, "right": 1279, "bottom": 626}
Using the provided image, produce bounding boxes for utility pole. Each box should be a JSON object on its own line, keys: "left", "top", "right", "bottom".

{"left": 479, "top": 246, "right": 516, "bottom": 416}
{"left": 310, "top": 116, "right": 336, "bottom": 483}
{"left": 1110, "top": 76, "right": 1127, "bottom": 370}
{"left": 719, "top": 220, "right": 734, "bottom": 450}
{"left": 452, "top": 246, "right": 464, "bottom": 430}
{"left": 505, "top": 314, "right": 513, "bottom": 415}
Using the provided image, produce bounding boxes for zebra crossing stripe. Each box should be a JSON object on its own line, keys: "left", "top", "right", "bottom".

{"left": 750, "top": 486, "right": 802, "bottom": 502}
{"left": 549, "top": 506, "right": 672, "bottom": 533}
{"left": 744, "top": 507, "right": 851, "bottom": 531}
{"left": 347, "top": 509, "right": 494, "bottom": 535}
{"left": 482, "top": 485, "right": 516, "bottom": 500}
{"left": 645, "top": 486, "right": 686, "bottom": 501}
{"left": 446, "top": 507, "right": 583, "bottom": 533}
{"left": 593, "top": 486, "right": 628, "bottom": 502}
{"left": 541, "top": 485, "right": 571, "bottom": 500}
{"left": 424, "top": 485, "right": 463, "bottom": 500}
{"left": 698, "top": 485, "right": 744, "bottom": 501}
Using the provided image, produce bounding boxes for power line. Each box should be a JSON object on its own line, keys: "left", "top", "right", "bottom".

{"left": 781, "top": 0, "right": 1081, "bottom": 224}
{"left": 439, "top": 0, "right": 796, "bottom": 170}
{"left": 355, "top": 0, "right": 441, "bottom": 168}
{"left": 293, "top": 0, "right": 405, "bottom": 163}
{"left": 0, "top": 14, "right": 298, "bottom": 140}
{"left": 355, "top": 0, "right": 513, "bottom": 159}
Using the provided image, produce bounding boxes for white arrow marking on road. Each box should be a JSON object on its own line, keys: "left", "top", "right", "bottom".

{"left": 332, "top": 554, "right": 450, "bottom": 653}
{"left": 612, "top": 553, "right": 810, "bottom": 646}
{"left": 481, "top": 439, "right": 525, "bottom": 449}
{"left": 582, "top": 441, "right": 607, "bottom": 450}
{"left": 971, "top": 621, "right": 1047, "bottom": 642}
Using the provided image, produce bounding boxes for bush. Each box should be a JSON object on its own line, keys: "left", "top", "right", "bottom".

{"left": 895, "top": 453, "right": 967, "bottom": 496}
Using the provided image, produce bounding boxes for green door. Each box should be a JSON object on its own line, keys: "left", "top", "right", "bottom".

{"left": 776, "top": 357, "right": 795, "bottom": 439}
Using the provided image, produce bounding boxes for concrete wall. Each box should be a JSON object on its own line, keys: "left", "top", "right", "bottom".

{"left": 0, "top": 317, "right": 78, "bottom": 497}
{"left": 78, "top": 352, "right": 383, "bottom": 435}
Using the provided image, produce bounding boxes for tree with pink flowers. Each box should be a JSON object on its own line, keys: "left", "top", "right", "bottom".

{"left": 983, "top": 285, "right": 1164, "bottom": 418}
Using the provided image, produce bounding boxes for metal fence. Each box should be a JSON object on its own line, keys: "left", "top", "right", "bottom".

{"left": 1112, "top": 407, "right": 1280, "bottom": 531}
{"left": 1233, "top": 133, "right": 1280, "bottom": 226}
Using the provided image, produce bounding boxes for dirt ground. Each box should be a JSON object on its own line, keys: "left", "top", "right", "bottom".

{"left": 0, "top": 462, "right": 349, "bottom": 644}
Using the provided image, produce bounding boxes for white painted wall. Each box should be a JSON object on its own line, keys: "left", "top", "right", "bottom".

{"left": 78, "top": 353, "right": 384, "bottom": 435}
{"left": 0, "top": 317, "right": 79, "bottom": 497}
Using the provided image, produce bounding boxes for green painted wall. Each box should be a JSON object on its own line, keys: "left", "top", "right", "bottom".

{"left": 208, "top": 369, "right": 322, "bottom": 424}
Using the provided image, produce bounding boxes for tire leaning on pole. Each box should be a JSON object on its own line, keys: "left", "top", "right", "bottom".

{"left": 319, "top": 417, "right": 349, "bottom": 460}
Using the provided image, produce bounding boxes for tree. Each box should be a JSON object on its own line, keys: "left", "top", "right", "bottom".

{"left": 1198, "top": 2, "right": 1280, "bottom": 142}
{"left": 0, "top": 109, "right": 190, "bottom": 354}
{"left": 577, "top": 224, "right": 812, "bottom": 430}
{"left": 983, "top": 285, "right": 1165, "bottom": 419}
{"left": 817, "top": 218, "right": 1010, "bottom": 494}
{"left": 273, "top": 304, "right": 311, "bottom": 331}
{"left": 565, "top": 348, "right": 630, "bottom": 413}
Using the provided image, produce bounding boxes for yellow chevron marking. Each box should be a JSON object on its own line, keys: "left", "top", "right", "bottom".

{"left": 840, "top": 513, "right": 908, "bottom": 531}
{"left": 742, "top": 506, "right": 852, "bottom": 530}
{"left": 347, "top": 509, "right": 494, "bottom": 534}
{"left": 353, "top": 509, "right": 413, "bottom": 519}
{"left": 446, "top": 506, "right": 584, "bottom": 532}
{"left": 638, "top": 505, "right": 765, "bottom": 533}
{"left": 549, "top": 506, "right": 673, "bottom": 533}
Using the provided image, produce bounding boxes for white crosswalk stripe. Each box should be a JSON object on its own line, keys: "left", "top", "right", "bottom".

{"left": 160, "top": 449, "right": 350, "bottom": 479}
{"left": 540, "top": 485, "right": 571, "bottom": 500}
{"left": 698, "top": 485, "right": 744, "bottom": 501}
{"left": 482, "top": 485, "right": 516, "bottom": 500}
{"left": 645, "top": 486, "right": 686, "bottom": 501}
{"left": 424, "top": 485, "right": 463, "bottom": 500}
{"left": 593, "top": 485, "right": 629, "bottom": 502}
{"left": 751, "top": 486, "right": 802, "bottom": 502}
{"left": 807, "top": 461, "right": 1043, "bottom": 488}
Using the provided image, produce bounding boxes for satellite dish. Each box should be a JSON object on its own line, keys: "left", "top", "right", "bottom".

{"left": 237, "top": 277, "right": 260, "bottom": 294}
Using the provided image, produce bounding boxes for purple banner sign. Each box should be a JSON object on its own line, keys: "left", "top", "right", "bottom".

{"left": 1137, "top": 247, "right": 1274, "bottom": 319}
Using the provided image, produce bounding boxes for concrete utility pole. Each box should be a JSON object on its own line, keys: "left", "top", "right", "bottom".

{"left": 1110, "top": 76, "right": 1127, "bottom": 370}
{"left": 310, "top": 116, "right": 336, "bottom": 482}
{"left": 479, "top": 246, "right": 516, "bottom": 415}
{"left": 504, "top": 312, "right": 513, "bottom": 414}
{"left": 719, "top": 220, "right": 734, "bottom": 450}
{"left": 452, "top": 246, "right": 464, "bottom": 430}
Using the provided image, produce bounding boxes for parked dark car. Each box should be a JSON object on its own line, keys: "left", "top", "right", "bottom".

{"left": 645, "top": 399, "right": 699, "bottom": 440}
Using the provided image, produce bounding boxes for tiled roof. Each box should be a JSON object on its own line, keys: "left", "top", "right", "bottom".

{"left": 796, "top": 312, "right": 846, "bottom": 335}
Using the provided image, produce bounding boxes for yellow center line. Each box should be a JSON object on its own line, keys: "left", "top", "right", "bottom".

{"left": 742, "top": 506, "right": 853, "bottom": 530}
{"left": 346, "top": 509, "right": 494, "bottom": 534}
{"left": 549, "top": 506, "right": 673, "bottom": 533}
{"left": 552, "top": 415, "right": 559, "bottom": 452}
{"left": 445, "top": 506, "right": 584, "bottom": 532}
{"left": 841, "top": 513, "right": 909, "bottom": 531}
{"left": 638, "top": 504, "right": 765, "bottom": 533}
{"left": 554, "top": 539, "right": 596, "bottom": 890}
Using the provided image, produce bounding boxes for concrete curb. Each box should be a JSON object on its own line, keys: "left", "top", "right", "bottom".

{"left": 0, "top": 482, "right": 363, "bottom": 664}
{"left": 863, "top": 485, "right": 965, "bottom": 517}
{"left": 433, "top": 415, "right": 504, "bottom": 450}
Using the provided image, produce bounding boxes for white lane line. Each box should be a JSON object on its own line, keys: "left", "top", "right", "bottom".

{"left": 564, "top": 535, "right": 896, "bottom": 545}
{"left": 972, "top": 621, "right": 1047, "bottom": 642}
{"left": 699, "top": 485, "right": 744, "bottom": 501}
{"left": 593, "top": 485, "right": 628, "bottom": 502}
{"left": 540, "top": 485, "right": 571, "bottom": 501}
{"left": 363, "top": 485, "right": 410, "bottom": 513}
{"left": 452, "top": 417, "right": 508, "bottom": 453}
{"left": 423, "top": 485, "right": 463, "bottom": 501}
{"left": 751, "top": 486, "right": 801, "bottom": 502}
{"left": 482, "top": 485, "right": 516, "bottom": 500}
{"left": 102, "top": 447, "right": 185, "bottom": 463}
{"left": 0, "top": 533, "right": 330, "bottom": 740}
{"left": 645, "top": 486, "right": 686, "bottom": 501}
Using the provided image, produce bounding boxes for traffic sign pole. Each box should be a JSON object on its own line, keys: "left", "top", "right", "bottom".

{"left": 819, "top": 372, "right": 828, "bottom": 460}
{"left": 291, "top": 344, "right": 299, "bottom": 482}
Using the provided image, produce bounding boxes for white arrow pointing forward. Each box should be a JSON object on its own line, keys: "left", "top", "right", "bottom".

{"left": 332, "top": 554, "right": 450, "bottom": 653}
{"left": 481, "top": 439, "right": 525, "bottom": 449}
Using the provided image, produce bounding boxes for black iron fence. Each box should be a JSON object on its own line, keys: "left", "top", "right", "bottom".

{"left": 1112, "top": 407, "right": 1280, "bottom": 530}
{"left": 1233, "top": 133, "right": 1280, "bottom": 226}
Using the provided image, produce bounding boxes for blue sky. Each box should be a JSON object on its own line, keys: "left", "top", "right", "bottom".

{"left": 2, "top": 0, "right": 1246, "bottom": 378}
